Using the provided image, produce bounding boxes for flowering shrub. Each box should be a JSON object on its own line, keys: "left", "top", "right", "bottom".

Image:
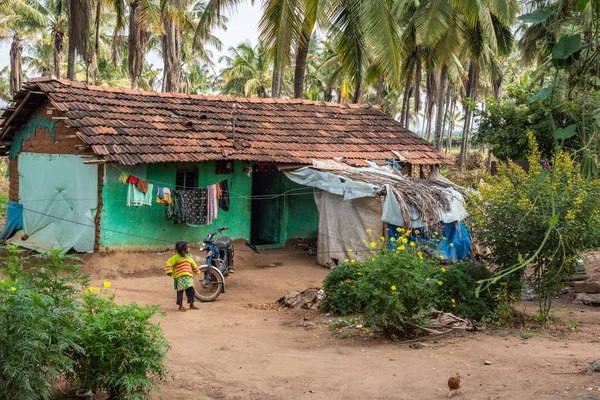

{"left": 0, "top": 247, "right": 85, "bottom": 400}
{"left": 322, "top": 229, "right": 442, "bottom": 336}
{"left": 468, "top": 135, "right": 600, "bottom": 320}
{"left": 0, "top": 246, "right": 170, "bottom": 400}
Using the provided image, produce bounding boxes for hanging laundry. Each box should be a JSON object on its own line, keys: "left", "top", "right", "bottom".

{"left": 206, "top": 184, "right": 219, "bottom": 225}
{"left": 177, "top": 188, "right": 207, "bottom": 225}
{"left": 218, "top": 180, "right": 230, "bottom": 211}
{"left": 136, "top": 178, "right": 149, "bottom": 194}
{"left": 157, "top": 187, "right": 173, "bottom": 204}
{"left": 216, "top": 184, "right": 222, "bottom": 199}
{"left": 166, "top": 191, "right": 184, "bottom": 223}
{"left": 126, "top": 175, "right": 139, "bottom": 185}
{"left": 119, "top": 172, "right": 128, "bottom": 184}
{"left": 127, "top": 183, "right": 154, "bottom": 207}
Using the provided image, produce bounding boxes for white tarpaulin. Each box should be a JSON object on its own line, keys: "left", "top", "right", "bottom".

{"left": 10, "top": 153, "right": 98, "bottom": 253}
{"left": 314, "top": 189, "right": 382, "bottom": 267}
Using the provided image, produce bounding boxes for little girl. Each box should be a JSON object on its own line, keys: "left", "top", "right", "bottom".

{"left": 166, "top": 241, "right": 200, "bottom": 311}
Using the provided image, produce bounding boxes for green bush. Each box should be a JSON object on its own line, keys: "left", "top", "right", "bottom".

{"left": 321, "top": 262, "right": 366, "bottom": 316}
{"left": 72, "top": 291, "right": 170, "bottom": 399}
{"left": 0, "top": 247, "right": 84, "bottom": 400}
{"left": 354, "top": 248, "right": 439, "bottom": 335}
{"left": 431, "top": 263, "right": 494, "bottom": 321}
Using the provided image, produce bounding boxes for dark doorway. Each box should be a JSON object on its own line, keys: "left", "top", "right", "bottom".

{"left": 251, "top": 171, "right": 282, "bottom": 245}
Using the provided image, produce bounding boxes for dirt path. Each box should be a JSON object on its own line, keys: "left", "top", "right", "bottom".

{"left": 84, "top": 243, "right": 600, "bottom": 400}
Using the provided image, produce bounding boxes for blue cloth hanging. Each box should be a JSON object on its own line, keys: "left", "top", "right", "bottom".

{"left": 387, "top": 221, "right": 471, "bottom": 262}
{"left": 0, "top": 201, "right": 23, "bottom": 242}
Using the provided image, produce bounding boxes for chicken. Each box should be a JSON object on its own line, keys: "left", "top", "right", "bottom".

{"left": 447, "top": 372, "right": 461, "bottom": 397}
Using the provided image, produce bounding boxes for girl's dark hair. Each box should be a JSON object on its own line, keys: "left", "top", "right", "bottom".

{"left": 175, "top": 241, "right": 188, "bottom": 257}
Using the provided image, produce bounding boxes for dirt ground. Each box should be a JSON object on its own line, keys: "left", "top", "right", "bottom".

{"left": 81, "top": 241, "right": 600, "bottom": 400}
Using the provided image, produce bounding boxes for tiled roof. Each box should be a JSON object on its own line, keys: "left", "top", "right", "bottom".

{"left": 0, "top": 78, "right": 451, "bottom": 166}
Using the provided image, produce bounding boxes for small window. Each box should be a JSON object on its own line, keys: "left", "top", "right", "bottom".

{"left": 175, "top": 168, "right": 198, "bottom": 190}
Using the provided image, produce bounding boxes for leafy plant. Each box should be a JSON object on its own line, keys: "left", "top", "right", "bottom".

{"left": 431, "top": 262, "right": 494, "bottom": 321}
{"left": 71, "top": 289, "right": 170, "bottom": 399}
{"left": 0, "top": 247, "right": 85, "bottom": 400}
{"left": 321, "top": 262, "right": 366, "bottom": 316}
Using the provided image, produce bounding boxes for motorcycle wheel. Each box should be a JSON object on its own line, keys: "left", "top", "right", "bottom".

{"left": 195, "top": 267, "right": 223, "bottom": 302}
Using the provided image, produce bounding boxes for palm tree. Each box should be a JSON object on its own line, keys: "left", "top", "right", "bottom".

{"left": 0, "top": 66, "right": 12, "bottom": 103}
{"left": 219, "top": 41, "right": 272, "bottom": 97}
{"left": 0, "top": 0, "right": 46, "bottom": 96}
{"left": 24, "top": 31, "right": 55, "bottom": 75}
{"left": 66, "top": 0, "right": 92, "bottom": 80}
{"left": 91, "top": 0, "right": 126, "bottom": 83}
{"left": 128, "top": 0, "right": 162, "bottom": 88}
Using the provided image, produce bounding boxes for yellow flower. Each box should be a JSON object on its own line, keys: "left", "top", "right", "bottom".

{"left": 370, "top": 242, "right": 377, "bottom": 248}
{"left": 451, "top": 298, "right": 455, "bottom": 303}
{"left": 351, "top": 259, "right": 356, "bottom": 263}
{"left": 396, "top": 227, "right": 403, "bottom": 232}
{"left": 94, "top": 288, "right": 99, "bottom": 293}
{"left": 417, "top": 252, "right": 422, "bottom": 257}
{"left": 434, "top": 232, "right": 439, "bottom": 236}
{"left": 103, "top": 281, "right": 111, "bottom": 288}
{"left": 391, "top": 285, "right": 397, "bottom": 291}
{"left": 348, "top": 249, "right": 353, "bottom": 253}
{"left": 438, "top": 281, "right": 443, "bottom": 286}
{"left": 86, "top": 287, "right": 93, "bottom": 293}
{"left": 362, "top": 239, "right": 367, "bottom": 244}
{"left": 10, "top": 287, "right": 17, "bottom": 291}
{"left": 344, "top": 259, "right": 350, "bottom": 263}
{"left": 449, "top": 243, "right": 454, "bottom": 247}
{"left": 371, "top": 258, "right": 375, "bottom": 262}
{"left": 400, "top": 237, "right": 408, "bottom": 244}
{"left": 410, "top": 241, "right": 415, "bottom": 247}
{"left": 358, "top": 272, "right": 362, "bottom": 276}
{"left": 398, "top": 245, "right": 405, "bottom": 251}
{"left": 380, "top": 236, "right": 385, "bottom": 241}
{"left": 390, "top": 237, "right": 396, "bottom": 242}
{"left": 366, "top": 229, "right": 372, "bottom": 234}
{"left": 414, "top": 230, "right": 420, "bottom": 235}
{"left": 439, "top": 256, "right": 445, "bottom": 260}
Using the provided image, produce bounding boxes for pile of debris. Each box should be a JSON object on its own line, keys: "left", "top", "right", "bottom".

{"left": 277, "top": 288, "right": 323, "bottom": 310}
{"left": 572, "top": 281, "right": 600, "bottom": 307}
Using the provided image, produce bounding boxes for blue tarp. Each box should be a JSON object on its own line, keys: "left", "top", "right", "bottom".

{"left": 388, "top": 222, "right": 471, "bottom": 262}
{"left": 0, "top": 201, "right": 23, "bottom": 242}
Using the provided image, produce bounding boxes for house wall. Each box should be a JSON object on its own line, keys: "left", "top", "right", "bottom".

{"left": 99, "top": 161, "right": 253, "bottom": 250}
{"left": 8, "top": 101, "right": 91, "bottom": 202}
{"left": 99, "top": 164, "right": 320, "bottom": 251}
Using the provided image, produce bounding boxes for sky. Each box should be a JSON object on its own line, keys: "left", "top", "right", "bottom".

{"left": 0, "top": 2, "right": 262, "bottom": 73}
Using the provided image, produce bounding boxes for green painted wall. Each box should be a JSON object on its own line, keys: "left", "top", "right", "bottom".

{"left": 281, "top": 174, "right": 319, "bottom": 241}
{"left": 100, "top": 161, "right": 252, "bottom": 249}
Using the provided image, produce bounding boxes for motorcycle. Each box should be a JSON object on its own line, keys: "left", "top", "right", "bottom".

{"left": 194, "top": 226, "right": 235, "bottom": 302}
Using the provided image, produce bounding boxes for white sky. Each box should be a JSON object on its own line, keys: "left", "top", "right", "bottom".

{"left": 0, "top": 2, "right": 262, "bottom": 73}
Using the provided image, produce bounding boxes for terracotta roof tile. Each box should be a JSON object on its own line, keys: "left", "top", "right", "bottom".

{"left": 1, "top": 78, "right": 451, "bottom": 166}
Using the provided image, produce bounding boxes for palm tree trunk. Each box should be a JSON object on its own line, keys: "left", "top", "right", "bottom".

{"left": 375, "top": 75, "right": 384, "bottom": 105}
{"left": 433, "top": 65, "right": 448, "bottom": 150}
{"left": 293, "top": 30, "right": 311, "bottom": 99}
{"left": 67, "top": 38, "right": 76, "bottom": 80}
{"left": 441, "top": 83, "right": 451, "bottom": 151}
{"left": 272, "top": 67, "right": 282, "bottom": 98}
{"left": 162, "top": 19, "right": 183, "bottom": 93}
{"left": 459, "top": 62, "right": 477, "bottom": 170}
{"left": 53, "top": 26, "right": 65, "bottom": 78}
{"left": 446, "top": 90, "right": 456, "bottom": 154}
{"left": 414, "top": 56, "right": 421, "bottom": 117}
{"left": 400, "top": 59, "right": 415, "bottom": 127}
{"left": 9, "top": 35, "right": 22, "bottom": 96}
{"left": 128, "top": 0, "right": 149, "bottom": 89}
{"left": 93, "top": 0, "right": 101, "bottom": 84}
{"left": 352, "top": 80, "right": 361, "bottom": 103}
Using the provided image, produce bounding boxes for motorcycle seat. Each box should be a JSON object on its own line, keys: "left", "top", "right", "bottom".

{"left": 215, "top": 236, "right": 232, "bottom": 250}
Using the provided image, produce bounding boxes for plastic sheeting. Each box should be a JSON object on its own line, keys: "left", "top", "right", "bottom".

{"left": 314, "top": 189, "right": 382, "bottom": 267}
{"left": 285, "top": 167, "right": 468, "bottom": 228}
{"left": 388, "top": 222, "right": 472, "bottom": 262}
{"left": 9, "top": 153, "right": 98, "bottom": 254}
{"left": 0, "top": 201, "right": 23, "bottom": 242}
